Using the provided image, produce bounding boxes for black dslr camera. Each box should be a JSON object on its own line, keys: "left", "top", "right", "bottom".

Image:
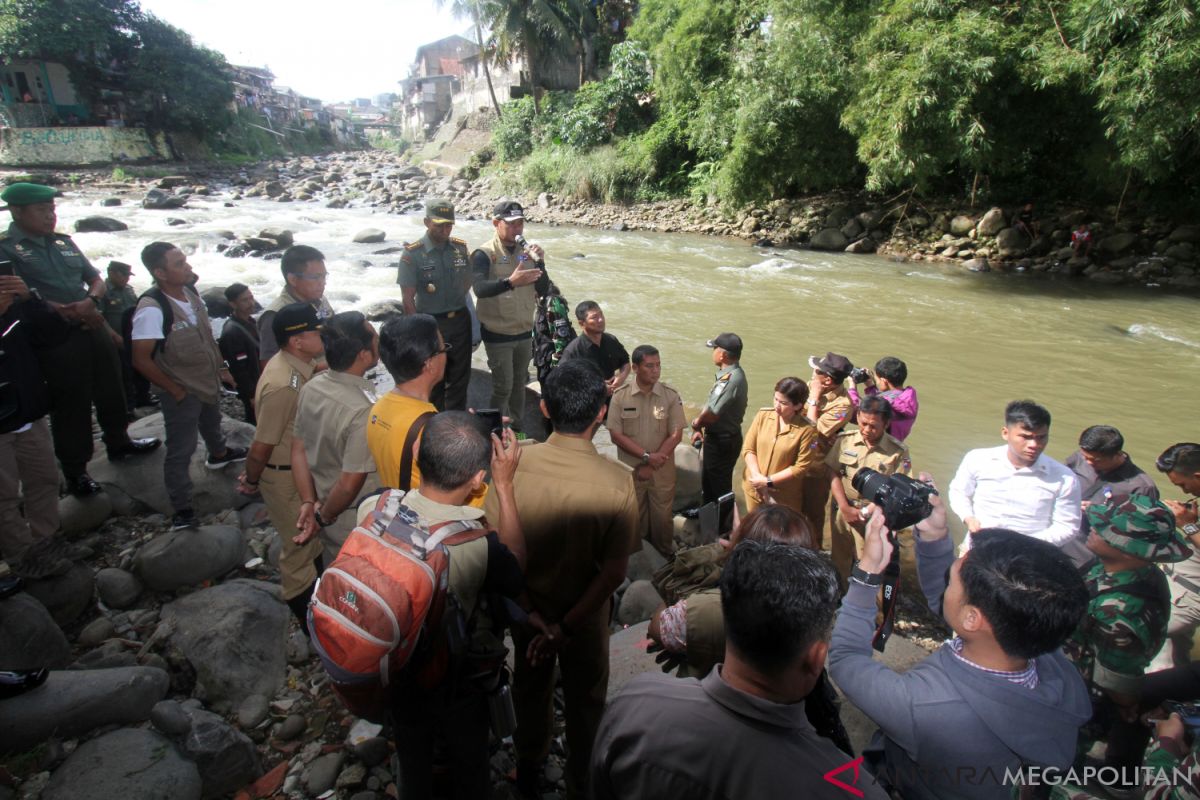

{"left": 851, "top": 468, "right": 936, "bottom": 531}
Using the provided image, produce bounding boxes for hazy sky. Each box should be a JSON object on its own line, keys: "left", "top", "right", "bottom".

{"left": 138, "top": 0, "right": 470, "bottom": 103}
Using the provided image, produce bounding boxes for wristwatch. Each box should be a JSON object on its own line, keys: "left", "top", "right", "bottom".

{"left": 641, "top": 451, "right": 650, "bottom": 465}
{"left": 1184, "top": 523, "right": 1200, "bottom": 536}
{"left": 766, "top": 477, "right": 774, "bottom": 488}
{"left": 501, "top": 277, "right": 514, "bottom": 292}
{"left": 850, "top": 563, "right": 883, "bottom": 587}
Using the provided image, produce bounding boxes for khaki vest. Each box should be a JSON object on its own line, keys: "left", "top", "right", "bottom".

{"left": 474, "top": 233, "right": 538, "bottom": 336}
{"left": 137, "top": 287, "right": 222, "bottom": 404}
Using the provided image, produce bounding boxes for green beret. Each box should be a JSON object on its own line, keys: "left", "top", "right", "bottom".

{"left": 424, "top": 197, "right": 455, "bottom": 224}
{"left": 1087, "top": 494, "right": 1191, "bottom": 563}
{"left": 1, "top": 182, "right": 60, "bottom": 208}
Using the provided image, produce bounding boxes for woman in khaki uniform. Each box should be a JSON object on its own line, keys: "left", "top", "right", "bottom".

{"left": 740, "top": 377, "right": 822, "bottom": 517}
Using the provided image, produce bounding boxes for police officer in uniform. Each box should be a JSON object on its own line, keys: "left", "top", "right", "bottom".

{"left": 101, "top": 260, "right": 155, "bottom": 413}
{"left": 0, "top": 182, "right": 158, "bottom": 495}
{"left": 825, "top": 395, "right": 911, "bottom": 586}
{"left": 398, "top": 198, "right": 472, "bottom": 411}
{"left": 690, "top": 333, "right": 749, "bottom": 505}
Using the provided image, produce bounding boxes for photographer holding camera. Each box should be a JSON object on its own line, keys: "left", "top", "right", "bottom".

{"left": 826, "top": 395, "right": 911, "bottom": 588}
{"left": 828, "top": 474, "right": 1092, "bottom": 800}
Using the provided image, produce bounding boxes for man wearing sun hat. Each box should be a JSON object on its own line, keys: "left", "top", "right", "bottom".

{"left": 690, "top": 332, "right": 748, "bottom": 505}
{"left": 398, "top": 198, "right": 472, "bottom": 411}
{"left": 0, "top": 182, "right": 159, "bottom": 496}
{"left": 1063, "top": 495, "right": 1190, "bottom": 784}
{"left": 801, "top": 351, "right": 855, "bottom": 545}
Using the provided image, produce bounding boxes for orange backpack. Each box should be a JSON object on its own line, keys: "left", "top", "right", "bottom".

{"left": 308, "top": 490, "right": 489, "bottom": 722}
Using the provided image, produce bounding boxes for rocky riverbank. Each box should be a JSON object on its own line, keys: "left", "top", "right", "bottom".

{"left": 10, "top": 147, "right": 1199, "bottom": 291}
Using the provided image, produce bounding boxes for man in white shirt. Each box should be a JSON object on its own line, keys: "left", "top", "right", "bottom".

{"left": 948, "top": 399, "right": 1080, "bottom": 550}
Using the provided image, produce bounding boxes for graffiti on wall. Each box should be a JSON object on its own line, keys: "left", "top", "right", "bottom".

{"left": 0, "top": 126, "right": 168, "bottom": 166}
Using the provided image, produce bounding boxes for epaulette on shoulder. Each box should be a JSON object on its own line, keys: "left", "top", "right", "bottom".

{"left": 450, "top": 236, "right": 467, "bottom": 245}
{"left": 404, "top": 241, "right": 422, "bottom": 251}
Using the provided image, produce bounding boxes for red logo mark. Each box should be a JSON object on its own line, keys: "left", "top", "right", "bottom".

{"left": 823, "top": 756, "right": 866, "bottom": 797}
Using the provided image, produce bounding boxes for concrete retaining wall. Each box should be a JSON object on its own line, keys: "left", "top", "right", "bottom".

{"left": 0, "top": 126, "right": 170, "bottom": 166}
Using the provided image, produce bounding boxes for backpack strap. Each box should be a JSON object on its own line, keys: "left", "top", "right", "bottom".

{"left": 398, "top": 411, "right": 435, "bottom": 491}
{"left": 137, "top": 287, "right": 174, "bottom": 356}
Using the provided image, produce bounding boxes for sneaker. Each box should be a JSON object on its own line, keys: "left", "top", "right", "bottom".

{"left": 171, "top": 510, "right": 197, "bottom": 530}
{"left": 205, "top": 446, "right": 247, "bottom": 470}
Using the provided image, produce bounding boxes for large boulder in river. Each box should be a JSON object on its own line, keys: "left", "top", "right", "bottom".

{"left": 353, "top": 228, "right": 387, "bottom": 244}
{"left": 161, "top": 579, "right": 289, "bottom": 710}
{"left": 995, "top": 227, "right": 1030, "bottom": 257}
{"left": 200, "top": 286, "right": 231, "bottom": 318}
{"left": 949, "top": 215, "right": 975, "bottom": 235}
{"left": 0, "top": 592, "right": 70, "bottom": 670}
{"left": 142, "top": 188, "right": 187, "bottom": 210}
{"left": 810, "top": 228, "right": 849, "bottom": 251}
{"left": 42, "top": 727, "right": 201, "bottom": 800}
{"left": 1169, "top": 224, "right": 1200, "bottom": 244}
{"left": 1099, "top": 232, "right": 1138, "bottom": 256}
{"left": 74, "top": 216, "right": 128, "bottom": 233}
{"left": 845, "top": 237, "right": 877, "bottom": 254}
{"left": 673, "top": 442, "right": 702, "bottom": 512}
{"left": 134, "top": 525, "right": 245, "bottom": 592}
{"left": 180, "top": 707, "right": 262, "bottom": 798}
{"left": 87, "top": 413, "right": 255, "bottom": 516}
{"left": 976, "top": 207, "right": 1008, "bottom": 237}
{"left": 257, "top": 227, "right": 294, "bottom": 249}
{"left": 0, "top": 667, "right": 169, "bottom": 753}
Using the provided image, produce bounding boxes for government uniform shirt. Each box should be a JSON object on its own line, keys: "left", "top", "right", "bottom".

{"left": 605, "top": 380, "right": 685, "bottom": 469}
{"left": 825, "top": 429, "right": 913, "bottom": 503}
{"left": 293, "top": 370, "right": 380, "bottom": 502}
{"left": 254, "top": 350, "right": 316, "bottom": 466}
{"left": 1, "top": 223, "right": 98, "bottom": 303}
{"left": 703, "top": 363, "right": 748, "bottom": 437}
{"left": 397, "top": 233, "right": 471, "bottom": 315}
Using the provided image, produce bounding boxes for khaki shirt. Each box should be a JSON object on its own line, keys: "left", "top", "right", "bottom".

{"left": 1, "top": 223, "right": 99, "bottom": 303}
{"left": 484, "top": 432, "right": 638, "bottom": 619}
{"left": 703, "top": 363, "right": 748, "bottom": 437}
{"left": 254, "top": 350, "right": 317, "bottom": 466}
{"left": 824, "top": 429, "right": 912, "bottom": 503}
{"left": 293, "top": 369, "right": 380, "bottom": 500}
{"left": 258, "top": 287, "right": 335, "bottom": 363}
{"left": 606, "top": 380, "right": 685, "bottom": 469}
{"left": 397, "top": 234, "right": 471, "bottom": 315}
{"left": 811, "top": 387, "right": 853, "bottom": 453}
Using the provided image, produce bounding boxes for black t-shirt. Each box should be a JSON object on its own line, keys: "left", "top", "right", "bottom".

{"left": 559, "top": 332, "right": 629, "bottom": 379}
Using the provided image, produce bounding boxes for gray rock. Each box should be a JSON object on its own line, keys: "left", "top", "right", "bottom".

{"left": 0, "top": 593, "right": 70, "bottom": 670}
{"left": 809, "top": 228, "right": 848, "bottom": 251}
{"left": 42, "top": 727, "right": 201, "bottom": 800}
{"left": 88, "top": 414, "right": 254, "bottom": 517}
{"left": 166, "top": 217, "right": 187, "bottom": 226}
{"left": 353, "top": 737, "right": 390, "bottom": 767}
{"left": 839, "top": 218, "right": 863, "bottom": 240}
{"left": 73, "top": 216, "right": 128, "bottom": 233}
{"left": 617, "top": 580, "right": 663, "bottom": 625}
{"left": 672, "top": 443, "right": 701, "bottom": 512}
{"left": 199, "top": 287, "right": 230, "bottom": 319}
{"left": 23, "top": 564, "right": 94, "bottom": 625}
{"left": 611, "top": 221, "right": 629, "bottom": 231}
{"left": 78, "top": 617, "right": 116, "bottom": 647}
{"left": 100, "top": 198, "right": 122, "bottom": 207}
{"left": 58, "top": 492, "right": 113, "bottom": 535}
{"left": 1165, "top": 242, "right": 1195, "bottom": 263}
{"left": 71, "top": 640, "right": 137, "bottom": 670}
{"left": 949, "top": 215, "right": 975, "bottom": 235}
{"left": 963, "top": 258, "right": 991, "bottom": 273}
{"left": 1099, "top": 232, "right": 1138, "bottom": 255}
{"left": 1089, "top": 270, "right": 1128, "bottom": 284}
{"left": 353, "top": 228, "right": 387, "bottom": 244}
{"left": 337, "top": 763, "right": 367, "bottom": 789}
{"left": 157, "top": 175, "right": 191, "bottom": 189}
{"left": 181, "top": 707, "right": 261, "bottom": 798}
{"left": 362, "top": 299, "right": 405, "bottom": 321}
{"left": 306, "top": 752, "right": 345, "bottom": 795}
{"left": 142, "top": 189, "right": 187, "bottom": 210}
{"left": 257, "top": 227, "right": 294, "bottom": 248}
{"left": 276, "top": 713, "right": 306, "bottom": 741}
{"left": 161, "top": 579, "right": 288, "bottom": 710}
{"left": 976, "top": 207, "right": 1007, "bottom": 237}
{"left": 625, "top": 540, "right": 668, "bottom": 583}
{"left": 134, "top": 525, "right": 245, "bottom": 591}
{"left": 151, "top": 699, "right": 193, "bottom": 737}
{"left": 238, "top": 502, "right": 269, "bottom": 529}
{"left": 844, "top": 237, "right": 877, "bottom": 254}
{"left": 237, "top": 694, "right": 270, "bottom": 729}
{"left": 96, "top": 568, "right": 142, "bottom": 609}
{"left": 995, "top": 227, "right": 1030, "bottom": 256}
{"left": 1169, "top": 224, "right": 1200, "bottom": 243}
{"left": 0, "top": 667, "right": 169, "bottom": 752}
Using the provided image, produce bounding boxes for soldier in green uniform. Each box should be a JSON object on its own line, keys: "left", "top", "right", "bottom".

{"left": 0, "top": 182, "right": 158, "bottom": 495}
{"left": 690, "top": 333, "right": 748, "bottom": 505}
{"left": 1063, "top": 495, "right": 1191, "bottom": 786}
{"left": 398, "top": 198, "right": 472, "bottom": 411}
{"left": 826, "top": 395, "right": 912, "bottom": 587}
{"left": 101, "top": 260, "right": 155, "bottom": 413}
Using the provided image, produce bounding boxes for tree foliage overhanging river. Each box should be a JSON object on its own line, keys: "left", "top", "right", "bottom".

{"left": 61, "top": 190, "right": 1198, "bottom": 522}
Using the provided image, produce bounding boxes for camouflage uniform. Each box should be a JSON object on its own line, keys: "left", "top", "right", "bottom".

{"left": 1062, "top": 496, "right": 1190, "bottom": 778}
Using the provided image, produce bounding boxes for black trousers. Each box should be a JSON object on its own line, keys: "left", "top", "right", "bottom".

{"left": 432, "top": 310, "right": 472, "bottom": 412}
{"left": 701, "top": 430, "right": 742, "bottom": 504}
{"left": 36, "top": 325, "right": 128, "bottom": 478}
{"left": 391, "top": 682, "right": 491, "bottom": 800}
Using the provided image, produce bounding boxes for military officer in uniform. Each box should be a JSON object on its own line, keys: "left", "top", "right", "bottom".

{"left": 690, "top": 333, "right": 748, "bottom": 505}
{"left": 607, "top": 345, "right": 685, "bottom": 555}
{"left": 237, "top": 303, "right": 327, "bottom": 633}
{"left": 398, "top": 198, "right": 472, "bottom": 411}
{"left": 0, "top": 182, "right": 158, "bottom": 495}
{"left": 101, "top": 260, "right": 154, "bottom": 413}
{"left": 825, "top": 395, "right": 912, "bottom": 585}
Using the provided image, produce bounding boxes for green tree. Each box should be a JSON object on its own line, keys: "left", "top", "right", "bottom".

{"left": 483, "top": 0, "right": 580, "bottom": 114}
{"left": 436, "top": 0, "right": 504, "bottom": 117}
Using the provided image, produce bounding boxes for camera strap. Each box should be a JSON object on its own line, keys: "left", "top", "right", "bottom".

{"left": 871, "top": 546, "right": 902, "bottom": 653}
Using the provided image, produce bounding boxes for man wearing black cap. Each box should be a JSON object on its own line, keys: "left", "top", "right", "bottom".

{"left": 0, "top": 182, "right": 159, "bottom": 496}
{"left": 471, "top": 199, "right": 550, "bottom": 431}
{"left": 802, "top": 351, "right": 854, "bottom": 545}
{"left": 237, "top": 302, "right": 326, "bottom": 630}
{"left": 398, "top": 198, "right": 472, "bottom": 411}
{"left": 690, "top": 333, "right": 748, "bottom": 504}
{"left": 133, "top": 242, "right": 245, "bottom": 530}
{"left": 101, "top": 260, "right": 156, "bottom": 414}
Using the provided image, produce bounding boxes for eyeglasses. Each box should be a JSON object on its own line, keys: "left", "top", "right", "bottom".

{"left": 298, "top": 272, "right": 327, "bottom": 281}
{"left": 434, "top": 342, "right": 453, "bottom": 355}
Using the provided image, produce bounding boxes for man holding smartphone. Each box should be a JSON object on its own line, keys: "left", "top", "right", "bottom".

{"left": 0, "top": 182, "right": 158, "bottom": 496}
